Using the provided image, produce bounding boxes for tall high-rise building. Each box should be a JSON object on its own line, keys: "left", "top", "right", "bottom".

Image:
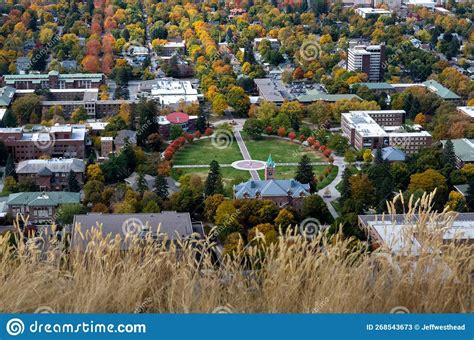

{"left": 347, "top": 44, "right": 386, "bottom": 82}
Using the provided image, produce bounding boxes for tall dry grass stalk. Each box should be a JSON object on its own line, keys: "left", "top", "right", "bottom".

{"left": 0, "top": 193, "right": 471, "bottom": 314}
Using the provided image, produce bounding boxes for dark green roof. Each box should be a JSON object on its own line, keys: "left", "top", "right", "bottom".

{"left": 350, "top": 82, "right": 394, "bottom": 90}
{"left": 7, "top": 192, "right": 80, "bottom": 207}
{"left": 297, "top": 90, "right": 361, "bottom": 103}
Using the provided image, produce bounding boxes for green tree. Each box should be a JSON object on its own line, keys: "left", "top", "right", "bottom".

{"left": 136, "top": 172, "right": 148, "bottom": 195}
{"left": 67, "top": 170, "right": 81, "bottom": 192}
{"left": 340, "top": 167, "right": 353, "bottom": 201}
{"left": 301, "top": 194, "right": 333, "bottom": 225}
{"left": 84, "top": 180, "right": 105, "bottom": 205}
{"left": 142, "top": 200, "right": 161, "bottom": 213}
{"left": 4, "top": 154, "right": 16, "bottom": 178}
{"left": 154, "top": 174, "right": 169, "bottom": 200}
{"left": 71, "top": 107, "right": 88, "bottom": 123}
{"left": 204, "top": 160, "right": 224, "bottom": 197}
{"left": 442, "top": 139, "right": 457, "bottom": 168}
{"left": 243, "top": 118, "right": 264, "bottom": 138}
{"left": 56, "top": 203, "right": 86, "bottom": 225}
{"left": 136, "top": 99, "right": 159, "bottom": 146}
{"left": 227, "top": 86, "right": 250, "bottom": 117}
{"left": 11, "top": 94, "right": 41, "bottom": 125}
{"left": 295, "top": 155, "right": 316, "bottom": 192}
{"left": 170, "top": 125, "right": 184, "bottom": 140}
{"left": 367, "top": 148, "right": 394, "bottom": 212}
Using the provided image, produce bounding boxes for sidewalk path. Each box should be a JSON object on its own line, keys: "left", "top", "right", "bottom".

{"left": 233, "top": 129, "right": 260, "bottom": 180}
{"left": 317, "top": 156, "right": 345, "bottom": 219}
{"left": 174, "top": 162, "right": 327, "bottom": 169}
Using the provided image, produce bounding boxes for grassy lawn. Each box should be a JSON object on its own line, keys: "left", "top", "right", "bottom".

{"left": 171, "top": 167, "right": 252, "bottom": 197}
{"left": 257, "top": 165, "right": 328, "bottom": 181}
{"left": 171, "top": 134, "right": 337, "bottom": 194}
{"left": 172, "top": 138, "right": 243, "bottom": 166}
{"left": 242, "top": 134, "right": 323, "bottom": 164}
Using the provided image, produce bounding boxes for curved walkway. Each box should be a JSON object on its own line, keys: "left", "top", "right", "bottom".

{"left": 317, "top": 156, "right": 345, "bottom": 218}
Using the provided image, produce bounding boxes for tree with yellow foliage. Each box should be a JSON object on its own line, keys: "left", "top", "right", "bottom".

{"left": 87, "top": 164, "right": 105, "bottom": 182}
{"left": 118, "top": 103, "right": 130, "bottom": 125}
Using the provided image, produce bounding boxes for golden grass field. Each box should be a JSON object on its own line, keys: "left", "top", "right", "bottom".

{"left": 0, "top": 193, "right": 471, "bottom": 314}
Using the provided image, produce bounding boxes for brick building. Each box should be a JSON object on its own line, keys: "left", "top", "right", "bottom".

{"left": 0, "top": 125, "right": 87, "bottom": 161}
{"left": 1, "top": 71, "right": 105, "bottom": 90}
{"left": 233, "top": 156, "right": 311, "bottom": 209}
{"left": 158, "top": 112, "right": 198, "bottom": 140}
{"left": 16, "top": 158, "right": 85, "bottom": 191}
{"left": 342, "top": 111, "right": 432, "bottom": 154}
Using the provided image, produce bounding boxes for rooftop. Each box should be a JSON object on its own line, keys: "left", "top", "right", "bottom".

{"left": 72, "top": 212, "right": 195, "bottom": 251}
{"left": 3, "top": 72, "right": 104, "bottom": 85}
{"left": 0, "top": 86, "right": 15, "bottom": 106}
{"left": 166, "top": 112, "right": 189, "bottom": 124}
{"left": 457, "top": 106, "right": 474, "bottom": 119}
{"left": 234, "top": 179, "right": 310, "bottom": 199}
{"left": 441, "top": 139, "right": 474, "bottom": 163}
{"left": 254, "top": 78, "right": 290, "bottom": 103}
{"left": 359, "top": 213, "right": 474, "bottom": 255}
{"left": 16, "top": 158, "right": 85, "bottom": 174}
{"left": 7, "top": 191, "right": 80, "bottom": 207}
{"left": 422, "top": 80, "right": 461, "bottom": 100}
{"left": 372, "top": 147, "right": 406, "bottom": 162}
{"left": 342, "top": 112, "right": 388, "bottom": 137}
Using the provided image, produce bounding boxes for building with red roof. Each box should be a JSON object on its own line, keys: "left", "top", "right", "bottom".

{"left": 158, "top": 112, "right": 197, "bottom": 140}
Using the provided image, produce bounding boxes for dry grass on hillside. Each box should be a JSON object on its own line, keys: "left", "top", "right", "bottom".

{"left": 0, "top": 194, "right": 471, "bottom": 314}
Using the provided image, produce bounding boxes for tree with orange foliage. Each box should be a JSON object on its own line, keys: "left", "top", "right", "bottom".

{"left": 82, "top": 55, "right": 101, "bottom": 72}
{"left": 86, "top": 39, "right": 101, "bottom": 56}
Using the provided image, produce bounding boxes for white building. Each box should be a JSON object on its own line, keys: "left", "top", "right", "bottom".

{"left": 150, "top": 78, "right": 201, "bottom": 108}
{"left": 347, "top": 44, "right": 386, "bottom": 82}
{"left": 457, "top": 107, "right": 474, "bottom": 123}
{"left": 356, "top": 7, "right": 393, "bottom": 19}
{"left": 359, "top": 213, "right": 474, "bottom": 255}
{"left": 404, "top": 0, "right": 436, "bottom": 9}
{"left": 341, "top": 111, "right": 432, "bottom": 154}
